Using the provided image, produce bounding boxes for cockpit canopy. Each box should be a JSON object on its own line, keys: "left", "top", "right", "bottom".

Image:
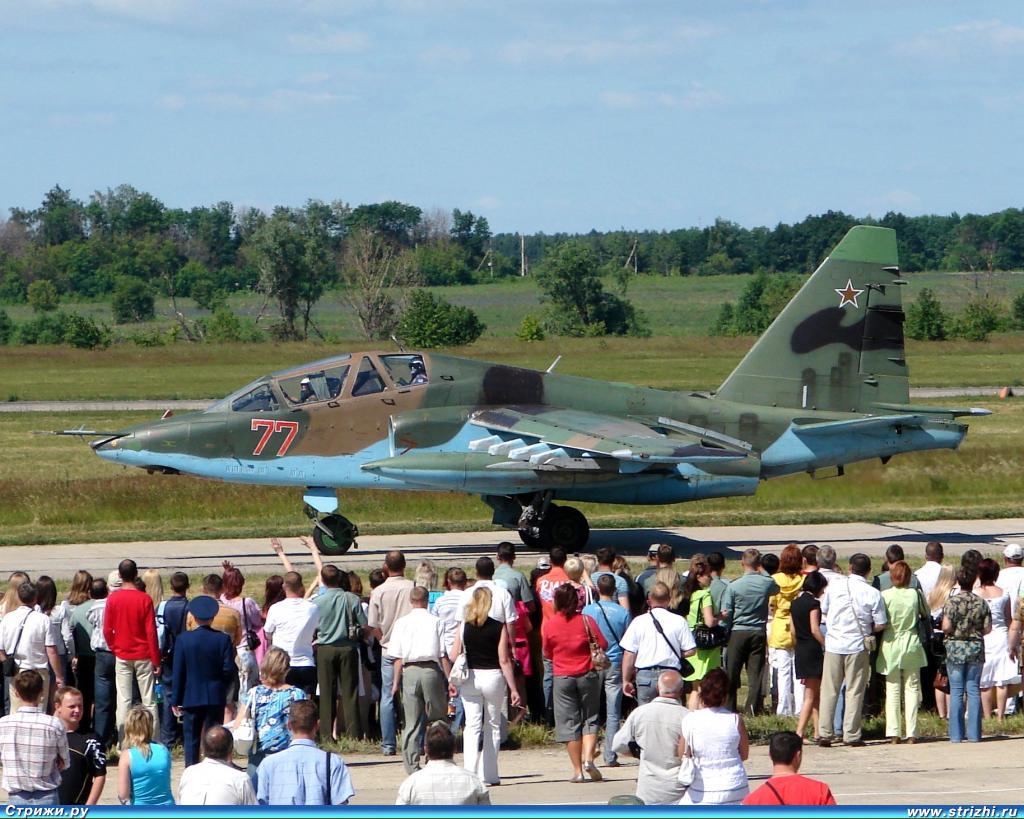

{"left": 205, "top": 353, "right": 429, "bottom": 413}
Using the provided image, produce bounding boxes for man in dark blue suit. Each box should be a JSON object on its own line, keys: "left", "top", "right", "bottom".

{"left": 172, "top": 596, "right": 236, "bottom": 767}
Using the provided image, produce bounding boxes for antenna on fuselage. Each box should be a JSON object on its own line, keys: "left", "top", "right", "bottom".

{"left": 390, "top": 334, "right": 406, "bottom": 353}
{"left": 546, "top": 355, "right": 562, "bottom": 373}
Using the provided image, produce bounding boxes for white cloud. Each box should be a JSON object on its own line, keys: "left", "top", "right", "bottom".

{"left": 287, "top": 25, "right": 369, "bottom": 54}
{"left": 599, "top": 84, "right": 726, "bottom": 111}
{"left": 297, "top": 71, "right": 332, "bottom": 85}
{"left": 475, "top": 196, "right": 500, "bottom": 210}
{"left": 897, "top": 19, "right": 1024, "bottom": 59}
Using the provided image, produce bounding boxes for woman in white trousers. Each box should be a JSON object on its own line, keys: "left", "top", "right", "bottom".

{"left": 450, "top": 587, "right": 522, "bottom": 785}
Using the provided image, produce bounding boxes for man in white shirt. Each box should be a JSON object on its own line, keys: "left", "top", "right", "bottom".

{"left": 396, "top": 722, "right": 490, "bottom": 805}
{"left": 388, "top": 587, "right": 451, "bottom": 775}
{"left": 815, "top": 546, "right": 845, "bottom": 587}
{"left": 998, "top": 544, "right": 1024, "bottom": 619}
{"left": 611, "top": 670, "right": 690, "bottom": 805}
{"left": 620, "top": 582, "right": 697, "bottom": 706}
{"left": 817, "top": 553, "right": 887, "bottom": 748}
{"left": 178, "top": 726, "right": 256, "bottom": 805}
{"left": 263, "top": 572, "right": 319, "bottom": 697}
{"left": 0, "top": 582, "right": 61, "bottom": 712}
{"left": 433, "top": 569, "right": 468, "bottom": 657}
{"left": 915, "top": 541, "right": 945, "bottom": 602}
{"left": 457, "top": 557, "right": 517, "bottom": 632}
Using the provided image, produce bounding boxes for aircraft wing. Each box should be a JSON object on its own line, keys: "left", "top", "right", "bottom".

{"left": 467, "top": 405, "right": 748, "bottom": 470}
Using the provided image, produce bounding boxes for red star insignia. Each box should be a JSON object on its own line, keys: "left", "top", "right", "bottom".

{"left": 835, "top": 279, "right": 864, "bottom": 308}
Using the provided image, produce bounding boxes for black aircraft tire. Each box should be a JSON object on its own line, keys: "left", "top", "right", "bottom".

{"left": 312, "top": 514, "right": 359, "bottom": 556}
{"left": 545, "top": 505, "right": 590, "bottom": 552}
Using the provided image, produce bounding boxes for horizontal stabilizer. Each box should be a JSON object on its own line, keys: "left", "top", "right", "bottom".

{"left": 791, "top": 414, "right": 928, "bottom": 437}
{"left": 873, "top": 402, "right": 992, "bottom": 418}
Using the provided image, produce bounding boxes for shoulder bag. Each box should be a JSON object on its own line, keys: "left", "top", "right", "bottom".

{"left": 448, "top": 624, "right": 470, "bottom": 686}
{"left": 323, "top": 749, "right": 333, "bottom": 804}
{"left": 0, "top": 611, "right": 29, "bottom": 677}
{"left": 594, "top": 601, "right": 623, "bottom": 646}
{"left": 847, "top": 580, "right": 877, "bottom": 653}
{"left": 690, "top": 591, "right": 729, "bottom": 650}
{"left": 650, "top": 610, "right": 695, "bottom": 678}
{"left": 241, "top": 599, "right": 261, "bottom": 652}
{"left": 582, "top": 615, "right": 611, "bottom": 671}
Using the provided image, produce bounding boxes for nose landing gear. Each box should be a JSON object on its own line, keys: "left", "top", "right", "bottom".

{"left": 305, "top": 505, "right": 359, "bottom": 556}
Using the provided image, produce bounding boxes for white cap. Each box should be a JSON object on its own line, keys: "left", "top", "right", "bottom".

{"left": 1004, "top": 543, "right": 1023, "bottom": 560}
{"left": 300, "top": 377, "right": 311, "bottom": 385}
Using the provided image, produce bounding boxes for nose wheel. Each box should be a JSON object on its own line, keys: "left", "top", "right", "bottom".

{"left": 309, "top": 512, "right": 359, "bottom": 557}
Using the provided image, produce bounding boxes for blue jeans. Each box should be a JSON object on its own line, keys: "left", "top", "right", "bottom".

{"left": 7, "top": 789, "right": 59, "bottom": 806}
{"left": 833, "top": 680, "right": 846, "bottom": 735}
{"left": 602, "top": 662, "right": 623, "bottom": 764}
{"left": 160, "top": 668, "right": 181, "bottom": 747}
{"left": 94, "top": 650, "right": 116, "bottom": 749}
{"left": 948, "top": 661, "right": 982, "bottom": 742}
{"left": 543, "top": 657, "right": 553, "bottom": 714}
{"left": 380, "top": 655, "right": 398, "bottom": 752}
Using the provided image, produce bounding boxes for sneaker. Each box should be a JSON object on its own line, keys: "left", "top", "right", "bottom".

{"left": 381, "top": 747, "right": 397, "bottom": 756}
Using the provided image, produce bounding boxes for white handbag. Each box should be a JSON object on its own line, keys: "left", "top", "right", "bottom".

{"left": 233, "top": 695, "right": 258, "bottom": 756}
{"left": 232, "top": 718, "right": 255, "bottom": 756}
{"left": 448, "top": 626, "right": 470, "bottom": 687}
{"left": 676, "top": 724, "right": 695, "bottom": 787}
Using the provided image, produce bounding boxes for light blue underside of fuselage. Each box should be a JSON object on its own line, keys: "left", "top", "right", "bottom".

{"left": 96, "top": 418, "right": 964, "bottom": 506}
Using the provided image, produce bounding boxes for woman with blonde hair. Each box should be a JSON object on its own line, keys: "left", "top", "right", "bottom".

{"left": 414, "top": 559, "right": 442, "bottom": 609}
{"left": 66, "top": 570, "right": 93, "bottom": 608}
{"left": 928, "top": 565, "right": 956, "bottom": 718}
{"left": 450, "top": 587, "right": 521, "bottom": 786}
{"left": 656, "top": 567, "right": 683, "bottom": 612}
{"left": 142, "top": 569, "right": 166, "bottom": 649}
{"left": 0, "top": 571, "right": 29, "bottom": 618}
{"left": 230, "top": 646, "right": 306, "bottom": 784}
{"left": 565, "top": 556, "right": 592, "bottom": 609}
{"left": 118, "top": 705, "right": 174, "bottom": 805}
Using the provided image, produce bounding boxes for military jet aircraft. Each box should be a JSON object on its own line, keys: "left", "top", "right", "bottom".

{"left": 74, "top": 226, "right": 988, "bottom": 555}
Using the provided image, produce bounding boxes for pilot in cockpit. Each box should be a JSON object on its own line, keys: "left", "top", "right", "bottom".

{"left": 298, "top": 377, "right": 315, "bottom": 402}
{"left": 409, "top": 359, "right": 428, "bottom": 385}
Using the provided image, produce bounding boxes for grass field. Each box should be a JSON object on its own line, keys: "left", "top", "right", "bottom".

{"left": 4, "top": 267, "right": 1023, "bottom": 340}
{"left": 2, "top": 397, "right": 1021, "bottom": 546}
{"left": 3, "top": 333, "right": 1024, "bottom": 402}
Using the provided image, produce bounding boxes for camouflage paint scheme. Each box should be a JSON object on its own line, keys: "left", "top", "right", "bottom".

{"left": 89, "top": 227, "right": 985, "bottom": 544}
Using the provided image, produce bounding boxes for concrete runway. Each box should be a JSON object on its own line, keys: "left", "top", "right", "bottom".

{"left": 9, "top": 517, "right": 1024, "bottom": 580}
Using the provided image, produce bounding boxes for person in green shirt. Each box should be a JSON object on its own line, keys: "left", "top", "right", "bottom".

{"left": 312, "top": 566, "right": 367, "bottom": 740}
{"left": 876, "top": 560, "right": 929, "bottom": 743}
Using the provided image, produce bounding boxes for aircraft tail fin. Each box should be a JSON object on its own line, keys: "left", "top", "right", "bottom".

{"left": 716, "top": 225, "right": 909, "bottom": 413}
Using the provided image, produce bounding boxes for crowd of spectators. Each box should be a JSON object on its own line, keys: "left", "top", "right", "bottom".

{"left": 0, "top": 536, "right": 1019, "bottom": 806}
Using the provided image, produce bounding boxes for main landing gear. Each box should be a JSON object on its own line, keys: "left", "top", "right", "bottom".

{"left": 305, "top": 506, "right": 359, "bottom": 557}
{"left": 484, "top": 492, "right": 591, "bottom": 552}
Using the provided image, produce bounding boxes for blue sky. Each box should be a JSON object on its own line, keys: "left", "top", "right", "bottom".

{"left": 2, "top": 1, "right": 1023, "bottom": 233}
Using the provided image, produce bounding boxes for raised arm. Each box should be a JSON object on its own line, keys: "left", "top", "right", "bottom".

{"left": 270, "top": 537, "right": 294, "bottom": 573}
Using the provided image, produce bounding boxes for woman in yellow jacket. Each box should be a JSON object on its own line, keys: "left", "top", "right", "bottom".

{"left": 769, "top": 544, "right": 806, "bottom": 716}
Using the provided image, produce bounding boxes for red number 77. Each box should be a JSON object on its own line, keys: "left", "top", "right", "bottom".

{"left": 250, "top": 419, "right": 300, "bottom": 456}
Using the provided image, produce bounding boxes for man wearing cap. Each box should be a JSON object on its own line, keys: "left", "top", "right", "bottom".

{"left": 635, "top": 544, "right": 663, "bottom": 593}
{"left": 172, "top": 595, "right": 237, "bottom": 767}
{"left": 999, "top": 545, "right": 1024, "bottom": 620}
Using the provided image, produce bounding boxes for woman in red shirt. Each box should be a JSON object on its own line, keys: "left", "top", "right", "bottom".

{"left": 542, "top": 583, "right": 608, "bottom": 783}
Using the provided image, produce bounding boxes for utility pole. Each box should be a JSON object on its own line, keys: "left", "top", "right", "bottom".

{"left": 520, "top": 233, "right": 527, "bottom": 277}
